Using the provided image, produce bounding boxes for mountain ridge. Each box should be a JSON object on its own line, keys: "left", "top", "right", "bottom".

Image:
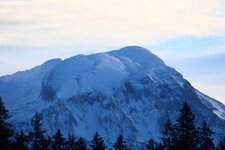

{"left": 0, "top": 46, "right": 225, "bottom": 148}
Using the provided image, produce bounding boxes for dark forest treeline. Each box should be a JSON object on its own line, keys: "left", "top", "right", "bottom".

{"left": 0, "top": 97, "right": 225, "bottom": 150}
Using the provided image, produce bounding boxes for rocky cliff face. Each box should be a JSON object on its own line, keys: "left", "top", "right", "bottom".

{"left": 0, "top": 46, "right": 225, "bottom": 148}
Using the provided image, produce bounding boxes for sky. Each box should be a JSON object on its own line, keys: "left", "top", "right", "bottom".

{"left": 0, "top": 0, "right": 225, "bottom": 103}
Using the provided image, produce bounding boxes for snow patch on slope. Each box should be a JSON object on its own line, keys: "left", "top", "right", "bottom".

{"left": 196, "top": 90, "right": 225, "bottom": 120}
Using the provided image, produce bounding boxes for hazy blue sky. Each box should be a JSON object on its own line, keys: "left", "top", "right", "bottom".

{"left": 0, "top": 0, "right": 225, "bottom": 103}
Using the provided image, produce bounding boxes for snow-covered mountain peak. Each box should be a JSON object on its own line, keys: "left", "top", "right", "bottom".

{"left": 110, "top": 46, "right": 165, "bottom": 68}
{"left": 116, "top": 46, "right": 152, "bottom": 54}
{"left": 41, "top": 58, "right": 62, "bottom": 67}
{"left": 0, "top": 46, "right": 225, "bottom": 148}
{"left": 39, "top": 46, "right": 171, "bottom": 100}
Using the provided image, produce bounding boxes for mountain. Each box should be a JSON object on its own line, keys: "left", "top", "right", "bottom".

{"left": 0, "top": 46, "right": 225, "bottom": 148}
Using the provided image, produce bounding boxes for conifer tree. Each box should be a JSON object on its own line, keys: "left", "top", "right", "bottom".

{"left": 90, "top": 132, "right": 106, "bottom": 150}
{"left": 113, "top": 135, "right": 128, "bottom": 150}
{"left": 146, "top": 139, "right": 163, "bottom": 150}
{"left": 198, "top": 121, "right": 214, "bottom": 150}
{"left": 161, "top": 118, "right": 175, "bottom": 150}
{"left": 12, "top": 131, "right": 28, "bottom": 150}
{"left": 76, "top": 137, "right": 87, "bottom": 150}
{"left": 29, "top": 112, "right": 46, "bottom": 150}
{"left": 173, "top": 102, "right": 199, "bottom": 150}
{"left": 42, "top": 136, "right": 51, "bottom": 150}
{"left": 216, "top": 137, "right": 225, "bottom": 150}
{"left": 146, "top": 139, "right": 156, "bottom": 150}
{"left": 0, "top": 97, "right": 13, "bottom": 150}
{"left": 52, "top": 129, "right": 65, "bottom": 150}
{"left": 66, "top": 134, "right": 76, "bottom": 150}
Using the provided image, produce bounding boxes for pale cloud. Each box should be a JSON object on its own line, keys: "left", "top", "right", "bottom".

{"left": 151, "top": 36, "right": 225, "bottom": 59}
{"left": 0, "top": 0, "right": 225, "bottom": 47}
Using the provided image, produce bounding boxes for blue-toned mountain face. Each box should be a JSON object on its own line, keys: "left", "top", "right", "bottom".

{"left": 0, "top": 46, "right": 225, "bottom": 148}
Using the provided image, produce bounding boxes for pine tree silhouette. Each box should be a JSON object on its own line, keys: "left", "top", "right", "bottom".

{"left": 216, "top": 137, "right": 225, "bottom": 150}
{"left": 42, "top": 136, "right": 52, "bottom": 150}
{"left": 146, "top": 139, "right": 156, "bottom": 150}
{"left": 146, "top": 138, "right": 163, "bottom": 150}
{"left": 90, "top": 132, "right": 106, "bottom": 150}
{"left": 12, "top": 131, "right": 28, "bottom": 150}
{"left": 66, "top": 134, "right": 76, "bottom": 150}
{"left": 0, "top": 97, "right": 13, "bottom": 150}
{"left": 52, "top": 129, "right": 65, "bottom": 150}
{"left": 198, "top": 121, "right": 214, "bottom": 150}
{"left": 113, "top": 135, "right": 128, "bottom": 150}
{"left": 76, "top": 137, "right": 87, "bottom": 150}
{"left": 161, "top": 118, "right": 175, "bottom": 150}
{"left": 29, "top": 112, "right": 46, "bottom": 150}
{"left": 173, "top": 102, "right": 199, "bottom": 150}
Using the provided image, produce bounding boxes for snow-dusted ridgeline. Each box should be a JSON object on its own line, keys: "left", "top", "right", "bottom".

{"left": 0, "top": 46, "right": 225, "bottom": 148}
